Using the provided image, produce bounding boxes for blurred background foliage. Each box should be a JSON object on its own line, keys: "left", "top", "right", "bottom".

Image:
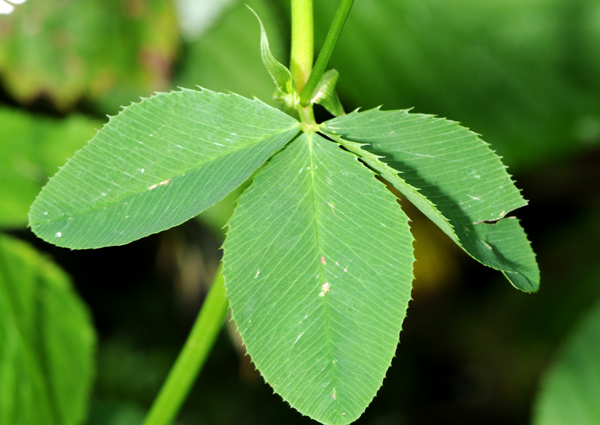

{"left": 0, "top": 0, "right": 599, "bottom": 424}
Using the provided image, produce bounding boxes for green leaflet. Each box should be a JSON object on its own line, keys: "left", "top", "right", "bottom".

{"left": 29, "top": 88, "right": 300, "bottom": 249}
{"left": 223, "top": 133, "right": 414, "bottom": 425}
{"left": 533, "top": 299, "right": 600, "bottom": 425}
{"left": 322, "top": 108, "right": 539, "bottom": 292}
{"left": 0, "top": 235, "right": 95, "bottom": 425}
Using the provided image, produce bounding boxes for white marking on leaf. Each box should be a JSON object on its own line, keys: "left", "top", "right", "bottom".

{"left": 319, "top": 282, "right": 330, "bottom": 297}
{"left": 411, "top": 152, "right": 436, "bottom": 159}
{"left": 149, "top": 124, "right": 165, "bottom": 137}
{"left": 327, "top": 202, "right": 338, "bottom": 216}
{"left": 148, "top": 179, "right": 171, "bottom": 190}
{"left": 293, "top": 331, "right": 305, "bottom": 345}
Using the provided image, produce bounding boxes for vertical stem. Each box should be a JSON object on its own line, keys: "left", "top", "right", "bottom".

{"left": 290, "top": 0, "right": 314, "bottom": 94}
{"left": 300, "top": 0, "right": 354, "bottom": 106}
{"left": 143, "top": 264, "right": 229, "bottom": 425}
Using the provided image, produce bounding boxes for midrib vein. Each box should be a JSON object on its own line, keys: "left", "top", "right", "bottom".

{"left": 306, "top": 135, "right": 341, "bottom": 415}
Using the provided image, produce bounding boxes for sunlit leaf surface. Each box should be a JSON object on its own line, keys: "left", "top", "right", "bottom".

{"left": 224, "top": 133, "right": 414, "bottom": 425}
{"left": 29, "top": 89, "right": 300, "bottom": 249}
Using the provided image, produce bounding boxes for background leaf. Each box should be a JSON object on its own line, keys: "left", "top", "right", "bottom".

{"left": 29, "top": 88, "right": 300, "bottom": 249}
{"left": 0, "top": 0, "right": 179, "bottom": 112}
{"left": 312, "top": 0, "right": 600, "bottom": 169}
{"left": 0, "top": 235, "right": 95, "bottom": 425}
{"left": 532, "top": 298, "right": 600, "bottom": 425}
{"left": 0, "top": 108, "right": 100, "bottom": 228}
{"left": 323, "top": 109, "right": 539, "bottom": 291}
{"left": 223, "top": 133, "right": 414, "bottom": 424}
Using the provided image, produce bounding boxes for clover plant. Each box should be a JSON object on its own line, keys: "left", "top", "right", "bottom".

{"left": 29, "top": 0, "right": 540, "bottom": 424}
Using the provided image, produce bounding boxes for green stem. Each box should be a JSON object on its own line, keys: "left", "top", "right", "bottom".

{"left": 290, "top": 0, "right": 314, "bottom": 93}
{"left": 300, "top": 0, "right": 354, "bottom": 106}
{"left": 298, "top": 104, "right": 317, "bottom": 131}
{"left": 143, "top": 264, "right": 229, "bottom": 425}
